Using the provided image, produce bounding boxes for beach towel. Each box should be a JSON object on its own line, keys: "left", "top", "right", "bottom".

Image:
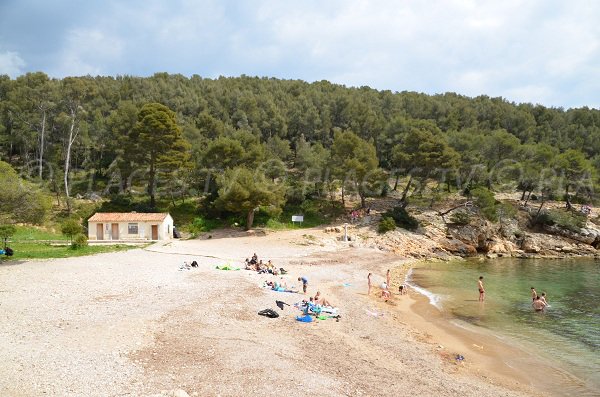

{"left": 216, "top": 265, "right": 240, "bottom": 271}
{"left": 321, "top": 307, "right": 339, "bottom": 316}
{"left": 296, "top": 315, "right": 313, "bottom": 323}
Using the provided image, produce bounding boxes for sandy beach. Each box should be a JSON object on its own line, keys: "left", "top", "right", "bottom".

{"left": 0, "top": 228, "right": 552, "bottom": 397}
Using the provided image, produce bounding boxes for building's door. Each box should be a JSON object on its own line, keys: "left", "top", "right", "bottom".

{"left": 111, "top": 223, "right": 119, "bottom": 240}
{"left": 97, "top": 223, "right": 104, "bottom": 240}
{"left": 151, "top": 225, "right": 158, "bottom": 240}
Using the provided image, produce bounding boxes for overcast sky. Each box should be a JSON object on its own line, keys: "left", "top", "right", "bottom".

{"left": 0, "top": 0, "right": 598, "bottom": 109}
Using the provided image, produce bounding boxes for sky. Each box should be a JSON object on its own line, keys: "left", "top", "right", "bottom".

{"left": 0, "top": 0, "right": 598, "bottom": 109}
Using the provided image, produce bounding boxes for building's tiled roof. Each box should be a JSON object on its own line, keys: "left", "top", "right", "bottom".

{"left": 88, "top": 212, "right": 170, "bottom": 222}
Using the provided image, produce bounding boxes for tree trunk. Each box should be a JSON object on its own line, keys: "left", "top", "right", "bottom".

{"left": 39, "top": 110, "right": 46, "bottom": 179}
{"left": 535, "top": 199, "right": 545, "bottom": 219}
{"left": 148, "top": 158, "right": 156, "bottom": 208}
{"left": 400, "top": 175, "right": 413, "bottom": 204}
{"left": 521, "top": 189, "right": 526, "bottom": 201}
{"left": 246, "top": 209, "right": 255, "bottom": 230}
{"left": 565, "top": 184, "right": 572, "bottom": 210}
{"left": 64, "top": 107, "right": 78, "bottom": 212}
{"left": 393, "top": 174, "right": 400, "bottom": 191}
{"left": 341, "top": 185, "right": 345, "bottom": 206}
{"left": 524, "top": 191, "right": 532, "bottom": 207}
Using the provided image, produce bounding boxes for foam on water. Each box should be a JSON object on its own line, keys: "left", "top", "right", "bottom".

{"left": 405, "top": 268, "right": 443, "bottom": 309}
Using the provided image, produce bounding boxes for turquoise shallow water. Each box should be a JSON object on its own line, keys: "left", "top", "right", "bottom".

{"left": 409, "top": 258, "right": 600, "bottom": 396}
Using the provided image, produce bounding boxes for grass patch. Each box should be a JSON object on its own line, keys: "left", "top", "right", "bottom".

{"left": 11, "top": 225, "right": 68, "bottom": 241}
{"left": 1, "top": 242, "right": 133, "bottom": 261}
{"left": 260, "top": 200, "right": 344, "bottom": 230}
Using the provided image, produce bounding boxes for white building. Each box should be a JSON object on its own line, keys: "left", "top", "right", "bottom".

{"left": 88, "top": 212, "right": 174, "bottom": 241}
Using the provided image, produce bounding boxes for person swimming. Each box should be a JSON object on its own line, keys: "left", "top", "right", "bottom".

{"left": 531, "top": 287, "right": 537, "bottom": 302}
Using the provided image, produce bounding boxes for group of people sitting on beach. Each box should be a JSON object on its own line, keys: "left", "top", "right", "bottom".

{"left": 244, "top": 253, "right": 287, "bottom": 276}
{"left": 367, "top": 269, "right": 408, "bottom": 302}
{"left": 531, "top": 287, "right": 550, "bottom": 312}
{"left": 246, "top": 255, "right": 338, "bottom": 317}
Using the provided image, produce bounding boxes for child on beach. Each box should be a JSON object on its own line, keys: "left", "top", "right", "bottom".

{"left": 298, "top": 276, "right": 308, "bottom": 294}
{"left": 381, "top": 287, "right": 391, "bottom": 301}
{"left": 386, "top": 269, "right": 391, "bottom": 289}
{"left": 368, "top": 273, "right": 372, "bottom": 295}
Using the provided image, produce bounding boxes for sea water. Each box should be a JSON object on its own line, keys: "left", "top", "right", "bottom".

{"left": 409, "top": 258, "right": 600, "bottom": 396}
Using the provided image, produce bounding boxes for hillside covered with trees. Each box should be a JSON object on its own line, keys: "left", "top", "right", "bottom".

{"left": 1, "top": 72, "right": 600, "bottom": 229}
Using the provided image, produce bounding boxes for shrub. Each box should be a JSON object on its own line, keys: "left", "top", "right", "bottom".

{"left": 383, "top": 206, "right": 419, "bottom": 230}
{"left": 471, "top": 187, "right": 498, "bottom": 222}
{"left": 532, "top": 209, "right": 586, "bottom": 233}
{"left": 189, "top": 216, "right": 220, "bottom": 236}
{"left": 0, "top": 224, "right": 17, "bottom": 249}
{"left": 72, "top": 233, "right": 88, "bottom": 249}
{"left": 61, "top": 219, "right": 83, "bottom": 244}
{"left": 449, "top": 210, "right": 471, "bottom": 225}
{"left": 378, "top": 217, "right": 397, "bottom": 234}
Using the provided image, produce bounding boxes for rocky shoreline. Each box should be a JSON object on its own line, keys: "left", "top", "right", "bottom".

{"left": 310, "top": 202, "right": 600, "bottom": 261}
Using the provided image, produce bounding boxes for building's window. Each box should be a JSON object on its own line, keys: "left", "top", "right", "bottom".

{"left": 128, "top": 223, "right": 138, "bottom": 234}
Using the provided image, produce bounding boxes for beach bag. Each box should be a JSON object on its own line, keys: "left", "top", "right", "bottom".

{"left": 258, "top": 309, "right": 279, "bottom": 318}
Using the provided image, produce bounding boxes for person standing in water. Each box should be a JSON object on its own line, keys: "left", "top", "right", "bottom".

{"left": 540, "top": 292, "right": 549, "bottom": 307}
{"left": 478, "top": 276, "right": 485, "bottom": 301}
{"left": 531, "top": 287, "right": 537, "bottom": 302}
{"left": 532, "top": 296, "right": 547, "bottom": 312}
{"left": 367, "top": 273, "right": 372, "bottom": 295}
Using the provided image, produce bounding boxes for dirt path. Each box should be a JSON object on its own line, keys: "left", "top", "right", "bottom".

{"left": 0, "top": 229, "right": 532, "bottom": 397}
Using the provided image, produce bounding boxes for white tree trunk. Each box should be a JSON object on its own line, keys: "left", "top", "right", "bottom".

{"left": 64, "top": 107, "right": 78, "bottom": 200}
{"left": 39, "top": 110, "right": 46, "bottom": 179}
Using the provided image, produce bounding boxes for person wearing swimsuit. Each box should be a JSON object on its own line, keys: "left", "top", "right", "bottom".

{"left": 478, "top": 276, "right": 485, "bottom": 301}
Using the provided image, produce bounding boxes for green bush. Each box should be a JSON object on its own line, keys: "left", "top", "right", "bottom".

{"left": 471, "top": 187, "right": 498, "bottom": 222}
{"left": 449, "top": 210, "right": 471, "bottom": 225}
{"left": 378, "top": 216, "right": 397, "bottom": 234}
{"left": 532, "top": 209, "right": 586, "bottom": 233}
{"left": 72, "top": 233, "right": 88, "bottom": 249}
{"left": 61, "top": 219, "right": 83, "bottom": 243}
{"left": 189, "top": 216, "right": 221, "bottom": 236}
{"left": 383, "top": 206, "right": 419, "bottom": 230}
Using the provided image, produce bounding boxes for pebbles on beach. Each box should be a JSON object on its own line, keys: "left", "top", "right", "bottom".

{"left": 0, "top": 230, "right": 531, "bottom": 397}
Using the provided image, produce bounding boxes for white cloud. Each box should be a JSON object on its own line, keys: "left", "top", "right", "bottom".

{"left": 52, "top": 28, "right": 124, "bottom": 77}
{"left": 0, "top": 50, "right": 25, "bottom": 77}
{"left": 2, "top": 0, "right": 599, "bottom": 107}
